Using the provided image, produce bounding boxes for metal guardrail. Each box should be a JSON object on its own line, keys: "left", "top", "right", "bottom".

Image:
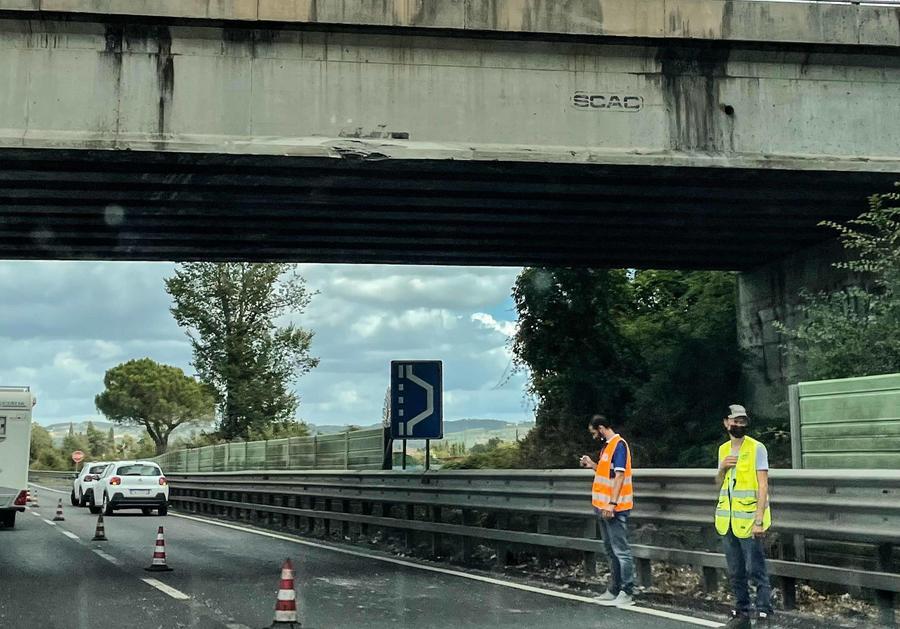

{"left": 167, "top": 468, "right": 900, "bottom": 625}
{"left": 152, "top": 428, "right": 384, "bottom": 473}
{"left": 28, "top": 470, "right": 76, "bottom": 481}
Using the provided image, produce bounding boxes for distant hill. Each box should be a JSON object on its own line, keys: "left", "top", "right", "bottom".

{"left": 311, "top": 418, "right": 533, "bottom": 435}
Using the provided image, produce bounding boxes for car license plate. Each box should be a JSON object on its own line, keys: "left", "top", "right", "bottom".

{"left": 130, "top": 489, "right": 150, "bottom": 495}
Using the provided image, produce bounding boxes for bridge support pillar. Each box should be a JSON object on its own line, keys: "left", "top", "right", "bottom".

{"left": 738, "top": 241, "right": 852, "bottom": 420}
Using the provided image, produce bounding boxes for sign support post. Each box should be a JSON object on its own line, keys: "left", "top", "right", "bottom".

{"left": 390, "top": 360, "right": 443, "bottom": 471}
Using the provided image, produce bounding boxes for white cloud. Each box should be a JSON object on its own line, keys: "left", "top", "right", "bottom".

{"left": 471, "top": 312, "right": 518, "bottom": 337}
{"left": 1, "top": 261, "right": 533, "bottom": 428}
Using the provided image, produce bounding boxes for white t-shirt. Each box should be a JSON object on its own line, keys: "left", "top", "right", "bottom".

{"left": 721, "top": 441, "right": 769, "bottom": 471}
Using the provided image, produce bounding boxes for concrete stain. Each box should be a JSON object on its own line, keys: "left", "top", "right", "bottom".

{"left": 156, "top": 29, "right": 174, "bottom": 140}
{"left": 657, "top": 45, "right": 731, "bottom": 153}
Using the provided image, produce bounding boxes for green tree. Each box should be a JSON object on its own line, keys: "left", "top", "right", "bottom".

{"left": 624, "top": 270, "right": 742, "bottom": 466}
{"left": 95, "top": 358, "right": 216, "bottom": 455}
{"left": 246, "top": 419, "right": 311, "bottom": 441}
{"left": 29, "top": 423, "right": 58, "bottom": 468}
{"left": 777, "top": 189, "right": 900, "bottom": 380}
{"left": 441, "top": 440, "right": 523, "bottom": 470}
{"left": 86, "top": 421, "right": 110, "bottom": 459}
{"left": 61, "top": 431, "right": 90, "bottom": 455}
{"left": 511, "top": 268, "right": 639, "bottom": 467}
{"left": 129, "top": 433, "right": 158, "bottom": 459}
{"left": 164, "top": 263, "right": 319, "bottom": 440}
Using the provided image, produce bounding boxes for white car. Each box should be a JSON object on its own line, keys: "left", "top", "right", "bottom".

{"left": 71, "top": 461, "right": 111, "bottom": 507}
{"left": 90, "top": 460, "right": 169, "bottom": 516}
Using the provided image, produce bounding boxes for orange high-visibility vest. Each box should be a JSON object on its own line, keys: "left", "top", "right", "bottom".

{"left": 591, "top": 434, "right": 634, "bottom": 512}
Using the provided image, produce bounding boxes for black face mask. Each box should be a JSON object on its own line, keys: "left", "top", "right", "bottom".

{"left": 728, "top": 425, "right": 748, "bottom": 439}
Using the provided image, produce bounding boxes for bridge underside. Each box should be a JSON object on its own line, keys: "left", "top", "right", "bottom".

{"left": 1, "top": 148, "right": 896, "bottom": 270}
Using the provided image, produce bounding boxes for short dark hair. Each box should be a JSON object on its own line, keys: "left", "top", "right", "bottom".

{"left": 589, "top": 414, "right": 613, "bottom": 430}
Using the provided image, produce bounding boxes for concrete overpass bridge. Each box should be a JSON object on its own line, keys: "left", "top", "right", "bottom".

{"left": 1, "top": 0, "right": 899, "bottom": 408}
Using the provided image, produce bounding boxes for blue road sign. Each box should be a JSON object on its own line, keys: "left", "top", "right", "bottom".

{"left": 390, "top": 360, "right": 443, "bottom": 439}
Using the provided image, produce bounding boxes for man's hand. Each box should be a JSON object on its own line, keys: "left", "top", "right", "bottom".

{"left": 719, "top": 455, "right": 738, "bottom": 471}
{"left": 579, "top": 455, "right": 596, "bottom": 469}
{"left": 752, "top": 523, "right": 765, "bottom": 538}
{"left": 601, "top": 507, "right": 614, "bottom": 520}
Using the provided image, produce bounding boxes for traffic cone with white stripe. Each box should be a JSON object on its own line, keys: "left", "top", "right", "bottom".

{"left": 144, "top": 526, "right": 173, "bottom": 572}
{"left": 265, "top": 558, "right": 301, "bottom": 628}
{"left": 25, "top": 489, "right": 31, "bottom": 503}
{"left": 52, "top": 498, "right": 65, "bottom": 521}
{"left": 91, "top": 513, "right": 108, "bottom": 541}
{"left": 30, "top": 490, "right": 39, "bottom": 508}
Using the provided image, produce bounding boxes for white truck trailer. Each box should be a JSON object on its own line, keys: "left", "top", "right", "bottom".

{"left": 0, "top": 386, "right": 36, "bottom": 528}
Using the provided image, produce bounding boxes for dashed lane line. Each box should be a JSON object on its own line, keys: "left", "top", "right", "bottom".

{"left": 141, "top": 578, "right": 191, "bottom": 601}
{"left": 92, "top": 549, "right": 121, "bottom": 565}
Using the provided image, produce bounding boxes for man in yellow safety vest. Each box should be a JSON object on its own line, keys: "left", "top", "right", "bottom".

{"left": 580, "top": 414, "right": 635, "bottom": 608}
{"left": 716, "top": 404, "right": 773, "bottom": 629}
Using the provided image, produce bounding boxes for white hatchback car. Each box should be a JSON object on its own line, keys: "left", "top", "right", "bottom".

{"left": 71, "top": 461, "right": 111, "bottom": 507}
{"left": 90, "top": 460, "right": 169, "bottom": 516}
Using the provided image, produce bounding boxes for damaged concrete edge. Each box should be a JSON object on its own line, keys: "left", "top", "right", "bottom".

{"left": 3, "top": 133, "right": 900, "bottom": 173}
{"left": 0, "top": 0, "right": 896, "bottom": 47}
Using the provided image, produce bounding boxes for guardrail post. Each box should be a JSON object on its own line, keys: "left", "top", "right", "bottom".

{"left": 582, "top": 517, "right": 597, "bottom": 577}
{"left": 460, "top": 509, "right": 474, "bottom": 563}
{"left": 428, "top": 506, "right": 441, "bottom": 558}
{"left": 345, "top": 431, "right": 350, "bottom": 470}
{"left": 494, "top": 513, "right": 510, "bottom": 570}
{"left": 875, "top": 543, "right": 896, "bottom": 626}
{"left": 636, "top": 558, "right": 653, "bottom": 588}
{"left": 536, "top": 516, "right": 551, "bottom": 567}
{"left": 702, "top": 566, "right": 719, "bottom": 594}
{"left": 403, "top": 504, "right": 415, "bottom": 552}
{"left": 340, "top": 499, "right": 350, "bottom": 539}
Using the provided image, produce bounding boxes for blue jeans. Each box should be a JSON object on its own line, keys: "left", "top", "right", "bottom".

{"left": 598, "top": 512, "right": 635, "bottom": 596}
{"left": 722, "top": 529, "right": 773, "bottom": 615}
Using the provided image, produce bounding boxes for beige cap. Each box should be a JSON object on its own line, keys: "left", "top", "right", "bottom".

{"left": 728, "top": 404, "right": 749, "bottom": 419}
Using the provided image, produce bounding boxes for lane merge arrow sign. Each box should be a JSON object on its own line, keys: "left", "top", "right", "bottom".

{"left": 390, "top": 360, "right": 443, "bottom": 440}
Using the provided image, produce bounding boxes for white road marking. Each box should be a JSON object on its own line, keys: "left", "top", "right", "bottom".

{"left": 141, "top": 578, "right": 191, "bottom": 601}
{"left": 172, "top": 513, "right": 722, "bottom": 628}
{"left": 225, "top": 624, "right": 252, "bottom": 629}
{"left": 30, "top": 511, "right": 41, "bottom": 516}
{"left": 92, "top": 549, "right": 121, "bottom": 565}
{"left": 41, "top": 519, "right": 57, "bottom": 526}
{"left": 61, "top": 530, "right": 79, "bottom": 540}
{"left": 28, "top": 482, "right": 68, "bottom": 495}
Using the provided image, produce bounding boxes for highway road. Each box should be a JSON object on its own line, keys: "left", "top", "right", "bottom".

{"left": 0, "top": 483, "right": 722, "bottom": 629}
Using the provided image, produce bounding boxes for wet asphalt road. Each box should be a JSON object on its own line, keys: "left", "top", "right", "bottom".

{"left": 0, "top": 483, "right": 719, "bottom": 629}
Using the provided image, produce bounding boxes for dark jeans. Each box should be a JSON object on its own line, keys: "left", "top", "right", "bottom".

{"left": 722, "top": 529, "right": 773, "bottom": 615}
{"left": 598, "top": 512, "right": 635, "bottom": 596}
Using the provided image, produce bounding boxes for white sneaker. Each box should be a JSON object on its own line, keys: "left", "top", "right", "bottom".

{"left": 613, "top": 591, "right": 635, "bottom": 607}
{"left": 594, "top": 590, "right": 617, "bottom": 605}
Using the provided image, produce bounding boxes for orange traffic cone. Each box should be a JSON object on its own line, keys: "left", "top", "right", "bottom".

{"left": 30, "top": 490, "right": 39, "bottom": 508}
{"left": 52, "top": 498, "right": 65, "bottom": 521}
{"left": 266, "top": 559, "right": 301, "bottom": 628}
{"left": 145, "top": 526, "right": 173, "bottom": 571}
{"left": 91, "top": 513, "right": 108, "bottom": 541}
{"left": 25, "top": 490, "right": 31, "bottom": 503}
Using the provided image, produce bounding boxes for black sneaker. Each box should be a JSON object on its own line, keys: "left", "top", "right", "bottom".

{"left": 724, "top": 611, "right": 751, "bottom": 629}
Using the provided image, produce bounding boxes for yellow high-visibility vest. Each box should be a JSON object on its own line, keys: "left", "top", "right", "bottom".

{"left": 715, "top": 436, "right": 771, "bottom": 538}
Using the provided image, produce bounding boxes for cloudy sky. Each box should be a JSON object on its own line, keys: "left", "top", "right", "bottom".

{"left": 0, "top": 261, "right": 532, "bottom": 428}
